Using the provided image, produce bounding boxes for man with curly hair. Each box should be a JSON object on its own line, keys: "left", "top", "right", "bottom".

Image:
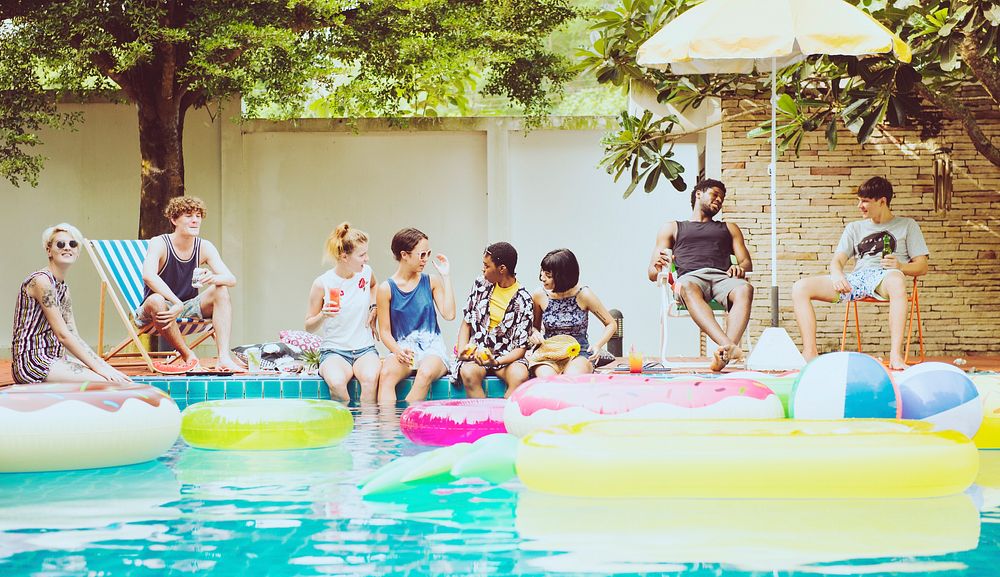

{"left": 137, "top": 196, "right": 244, "bottom": 372}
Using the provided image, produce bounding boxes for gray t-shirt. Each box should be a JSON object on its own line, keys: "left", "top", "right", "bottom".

{"left": 835, "top": 216, "right": 929, "bottom": 272}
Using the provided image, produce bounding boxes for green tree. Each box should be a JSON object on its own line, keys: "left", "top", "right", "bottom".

{"left": 1, "top": 0, "right": 574, "bottom": 237}
{"left": 578, "top": 0, "right": 999, "bottom": 195}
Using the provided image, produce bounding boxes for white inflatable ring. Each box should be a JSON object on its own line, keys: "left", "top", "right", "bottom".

{"left": 0, "top": 382, "right": 181, "bottom": 472}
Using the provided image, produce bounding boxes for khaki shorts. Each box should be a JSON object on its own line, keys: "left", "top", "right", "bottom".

{"left": 675, "top": 268, "right": 749, "bottom": 309}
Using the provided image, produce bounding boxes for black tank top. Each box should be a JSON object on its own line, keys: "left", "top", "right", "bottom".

{"left": 143, "top": 234, "right": 201, "bottom": 303}
{"left": 673, "top": 221, "right": 733, "bottom": 277}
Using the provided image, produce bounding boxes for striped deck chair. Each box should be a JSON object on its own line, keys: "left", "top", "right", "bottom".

{"left": 85, "top": 239, "right": 215, "bottom": 370}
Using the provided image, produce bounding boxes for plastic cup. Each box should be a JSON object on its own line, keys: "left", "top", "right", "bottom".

{"left": 628, "top": 350, "right": 643, "bottom": 374}
{"left": 192, "top": 267, "right": 208, "bottom": 289}
{"left": 326, "top": 287, "right": 341, "bottom": 312}
{"left": 246, "top": 347, "right": 262, "bottom": 373}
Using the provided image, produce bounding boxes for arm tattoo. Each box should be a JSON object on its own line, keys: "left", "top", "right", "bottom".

{"left": 41, "top": 288, "right": 58, "bottom": 309}
{"left": 74, "top": 335, "right": 100, "bottom": 362}
{"left": 60, "top": 294, "right": 73, "bottom": 322}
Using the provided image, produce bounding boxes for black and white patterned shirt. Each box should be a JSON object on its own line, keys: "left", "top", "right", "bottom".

{"left": 461, "top": 276, "right": 533, "bottom": 358}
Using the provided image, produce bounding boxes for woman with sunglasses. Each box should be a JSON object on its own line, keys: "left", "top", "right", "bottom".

{"left": 10, "top": 224, "right": 132, "bottom": 384}
{"left": 376, "top": 228, "right": 456, "bottom": 403}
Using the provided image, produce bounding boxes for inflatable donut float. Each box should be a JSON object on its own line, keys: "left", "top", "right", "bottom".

{"left": 400, "top": 399, "right": 507, "bottom": 446}
{"left": 0, "top": 382, "right": 181, "bottom": 473}
{"left": 181, "top": 399, "right": 354, "bottom": 450}
{"left": 504, "top": 373, "right": 785, "bottom": 437}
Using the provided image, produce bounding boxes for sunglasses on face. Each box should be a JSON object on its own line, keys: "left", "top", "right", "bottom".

{"left": 410, "top": 250, "right": 432, "bottom": 259}
{"left": 54, "top": 240, "right": 79, "bottom": 249}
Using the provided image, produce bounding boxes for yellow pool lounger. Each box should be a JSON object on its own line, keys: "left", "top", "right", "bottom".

{"left": 516, "top": 419, "right": 979, "bottom": 499}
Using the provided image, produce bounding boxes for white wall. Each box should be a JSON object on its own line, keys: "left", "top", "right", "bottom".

{"left": 1, "top": 107, "right": 705, "bottom": 360}
{"left": 508, "top": 129, "right": 702, "bottom": 356}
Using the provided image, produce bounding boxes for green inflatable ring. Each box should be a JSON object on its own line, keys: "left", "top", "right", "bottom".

{"left": 181, "top": 399, "right": 353, "bottom": 450}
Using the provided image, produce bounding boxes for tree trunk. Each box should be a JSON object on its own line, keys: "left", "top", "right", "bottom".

{"left": 137, "top": 99, "right": 186, "bottom": 239}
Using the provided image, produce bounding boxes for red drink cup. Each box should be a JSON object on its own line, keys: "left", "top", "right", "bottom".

{"left": 326, "top": 287, "right": 341, "bottom": 312}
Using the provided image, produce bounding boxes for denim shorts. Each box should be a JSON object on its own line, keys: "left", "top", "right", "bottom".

{"left": 320, "top": 345, "right": 378, "bottom": 366}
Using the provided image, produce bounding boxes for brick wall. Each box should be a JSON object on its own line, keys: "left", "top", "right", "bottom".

{"left": 721, "top": 99, "right": 1000, "bottom": 357}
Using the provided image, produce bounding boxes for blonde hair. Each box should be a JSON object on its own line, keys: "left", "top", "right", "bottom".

{"left": 41, "top": 223, "right": 84, "bottom": 252}
{"left": 324, "top": 222, "right": 369, "bottom": 263}
{"left": 165, "top": 196, "right": 207, "bottom": 220}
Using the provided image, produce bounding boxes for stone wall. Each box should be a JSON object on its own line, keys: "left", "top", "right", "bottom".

{"left": 721, "top": 98, "right": 1000, "bottom": 358}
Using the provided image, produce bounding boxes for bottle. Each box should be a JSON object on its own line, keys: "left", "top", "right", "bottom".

{"left": 883, "top": 233, "right": 892, "bottom": 256}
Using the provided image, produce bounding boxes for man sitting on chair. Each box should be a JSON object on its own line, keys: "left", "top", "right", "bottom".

{"left": 647, "top": 179, "right": 754, "bottom": 371}
{"left": 792, "top": 177, "right": 929, "bottom": 370}
{"left": 138, "top": 196, "right": 244, "bottom": 372}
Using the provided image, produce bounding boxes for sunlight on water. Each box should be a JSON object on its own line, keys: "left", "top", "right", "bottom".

{"left": 1, "top": 405, "right": 999, "bottom": 576}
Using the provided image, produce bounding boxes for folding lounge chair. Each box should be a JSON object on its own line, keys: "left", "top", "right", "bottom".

{"left": 658, "top": 263, "right": 752, "bottom": 369}
{"left": 86, "top": 239, "right": 216, "bottom": 370}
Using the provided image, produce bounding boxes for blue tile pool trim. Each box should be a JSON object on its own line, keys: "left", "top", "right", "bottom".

{"left": 133, "top": 374, "right": 508, "bottom": 405}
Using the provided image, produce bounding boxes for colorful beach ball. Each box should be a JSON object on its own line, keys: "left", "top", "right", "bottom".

{"left": 790, "top": 352, "right": 899, "bottom": 419}
{"left": 898, "top": 370, "right": 982, "bottom": 439}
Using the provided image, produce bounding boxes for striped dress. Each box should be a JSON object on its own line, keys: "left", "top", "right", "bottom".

{"left": 11, "top": 270, "right": 67, "bottom": 383}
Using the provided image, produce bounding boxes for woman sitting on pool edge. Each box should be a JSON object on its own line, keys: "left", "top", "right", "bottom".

{"left": 304, "top": 222, "right": 380, "bottom": 403}
{"left": 376, "top": 228, "right": 456, "bottom": 404}
{"left": 528, "top": 248, "right": 617, "bottom": 376}
{"left": 11, "top": 223, "right": 131, "bottom": 384}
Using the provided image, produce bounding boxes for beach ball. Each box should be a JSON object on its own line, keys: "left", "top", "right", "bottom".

{"left": 899, "top": 370, "right": 982, "bottom": 439}
{"left": 790, "top": 352, "right": 899, "bottom": 419}
{"left": 898, "top": 362, "right": 967, "bottom": 382}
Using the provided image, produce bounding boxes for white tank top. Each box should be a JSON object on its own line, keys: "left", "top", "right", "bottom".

{"left": 317, "top": 265, "right": 374, "bottom": 351}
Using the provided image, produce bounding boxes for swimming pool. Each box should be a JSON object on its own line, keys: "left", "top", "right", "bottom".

{"left": 1, "top": 403, "right": 999, "bottom": 576}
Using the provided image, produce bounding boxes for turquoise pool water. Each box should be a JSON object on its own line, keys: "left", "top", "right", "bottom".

{"left": 2, "top": 404, "right": 999, "bottom": 576}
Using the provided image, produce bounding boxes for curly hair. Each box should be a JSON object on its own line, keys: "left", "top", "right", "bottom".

{"left": 165, "top": 196, "right": 207, "bottom": 220}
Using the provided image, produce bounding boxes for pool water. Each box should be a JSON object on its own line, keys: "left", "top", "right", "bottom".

{"left": 1, "top": 405, "right": 999, "bottom": 576}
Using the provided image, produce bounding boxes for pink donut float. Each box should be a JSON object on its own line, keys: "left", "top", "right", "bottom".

{"left": 504, "top": 373, "right": 784, "bottom": 437}
{"left": 400, "top": 399, "right": 507, "bottom": 446}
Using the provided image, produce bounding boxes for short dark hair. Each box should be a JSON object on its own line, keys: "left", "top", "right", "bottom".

{"left": 691, "top": 178, "right": 727, "bottom": 208}
{"left": 390, "top": 227, "right": 428, "bottom": 260}
{"left": 540, "top": 248, "right": 580, "bottom": 293}
{"left": 857, "top": 176, "right": 894, "bottom": 206}
{"left": 485, "top": 242, "right": 518, "bottom": 275}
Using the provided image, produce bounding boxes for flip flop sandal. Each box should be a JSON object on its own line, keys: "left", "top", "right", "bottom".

{"left": 152, "top": 359, "right": 199, "bottom": 375}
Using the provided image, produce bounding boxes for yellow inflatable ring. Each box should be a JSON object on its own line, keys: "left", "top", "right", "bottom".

{"left": 517, "top": 419, "right": 978, "bottom": 499}
{"left": 181, "top": 399, "right": 353, "bottom": 450}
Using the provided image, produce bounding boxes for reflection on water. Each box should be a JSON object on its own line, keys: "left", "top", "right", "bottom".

{"left": 1, "top": 403, "right": 999, "bottom": 576}
{"left": 516, "top": 493, "right": 980, "bottom": 573}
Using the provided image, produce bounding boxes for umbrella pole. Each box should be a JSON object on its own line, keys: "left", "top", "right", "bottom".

{"left": 769, "top": 57, "right": 779, "bottom": 327}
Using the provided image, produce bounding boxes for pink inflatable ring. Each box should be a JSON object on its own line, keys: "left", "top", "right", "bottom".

{"left": 400, "top": 399, "right": 507, "bottom": 446}
{"left": 505, "top": 374, "right": 784, "bottom": 437}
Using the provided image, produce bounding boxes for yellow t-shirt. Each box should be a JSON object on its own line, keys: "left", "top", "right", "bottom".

{"left": 488, "top": 281, "right": 520, "bottom": 330}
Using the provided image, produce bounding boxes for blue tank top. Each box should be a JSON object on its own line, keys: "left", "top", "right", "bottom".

{"left": 142, "top": 234, "right": 201, "bottom": 303}
{"left": 388, "top": 274, "right": 440, "bottom": 340}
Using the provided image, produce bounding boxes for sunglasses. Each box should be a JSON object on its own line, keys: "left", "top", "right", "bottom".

{"left": 410, "top": 250, "right": 432, "bottom": 259}
{"left": 54, "top": 240, "right": 79, "bottom": 249}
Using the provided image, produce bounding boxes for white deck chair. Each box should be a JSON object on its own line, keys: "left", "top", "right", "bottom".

{"left": 86, "top": 239, "right": 215, "bottom": 370}
{"left": 658, "top": 264, "right": 752, "bottom": 368}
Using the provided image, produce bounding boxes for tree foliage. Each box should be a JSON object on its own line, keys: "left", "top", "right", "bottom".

{"left": 578, "top": 0, "right": 1000, "bottom": 196}
{"left": 1, "top": 0, "right": 575, "bottom": 236}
